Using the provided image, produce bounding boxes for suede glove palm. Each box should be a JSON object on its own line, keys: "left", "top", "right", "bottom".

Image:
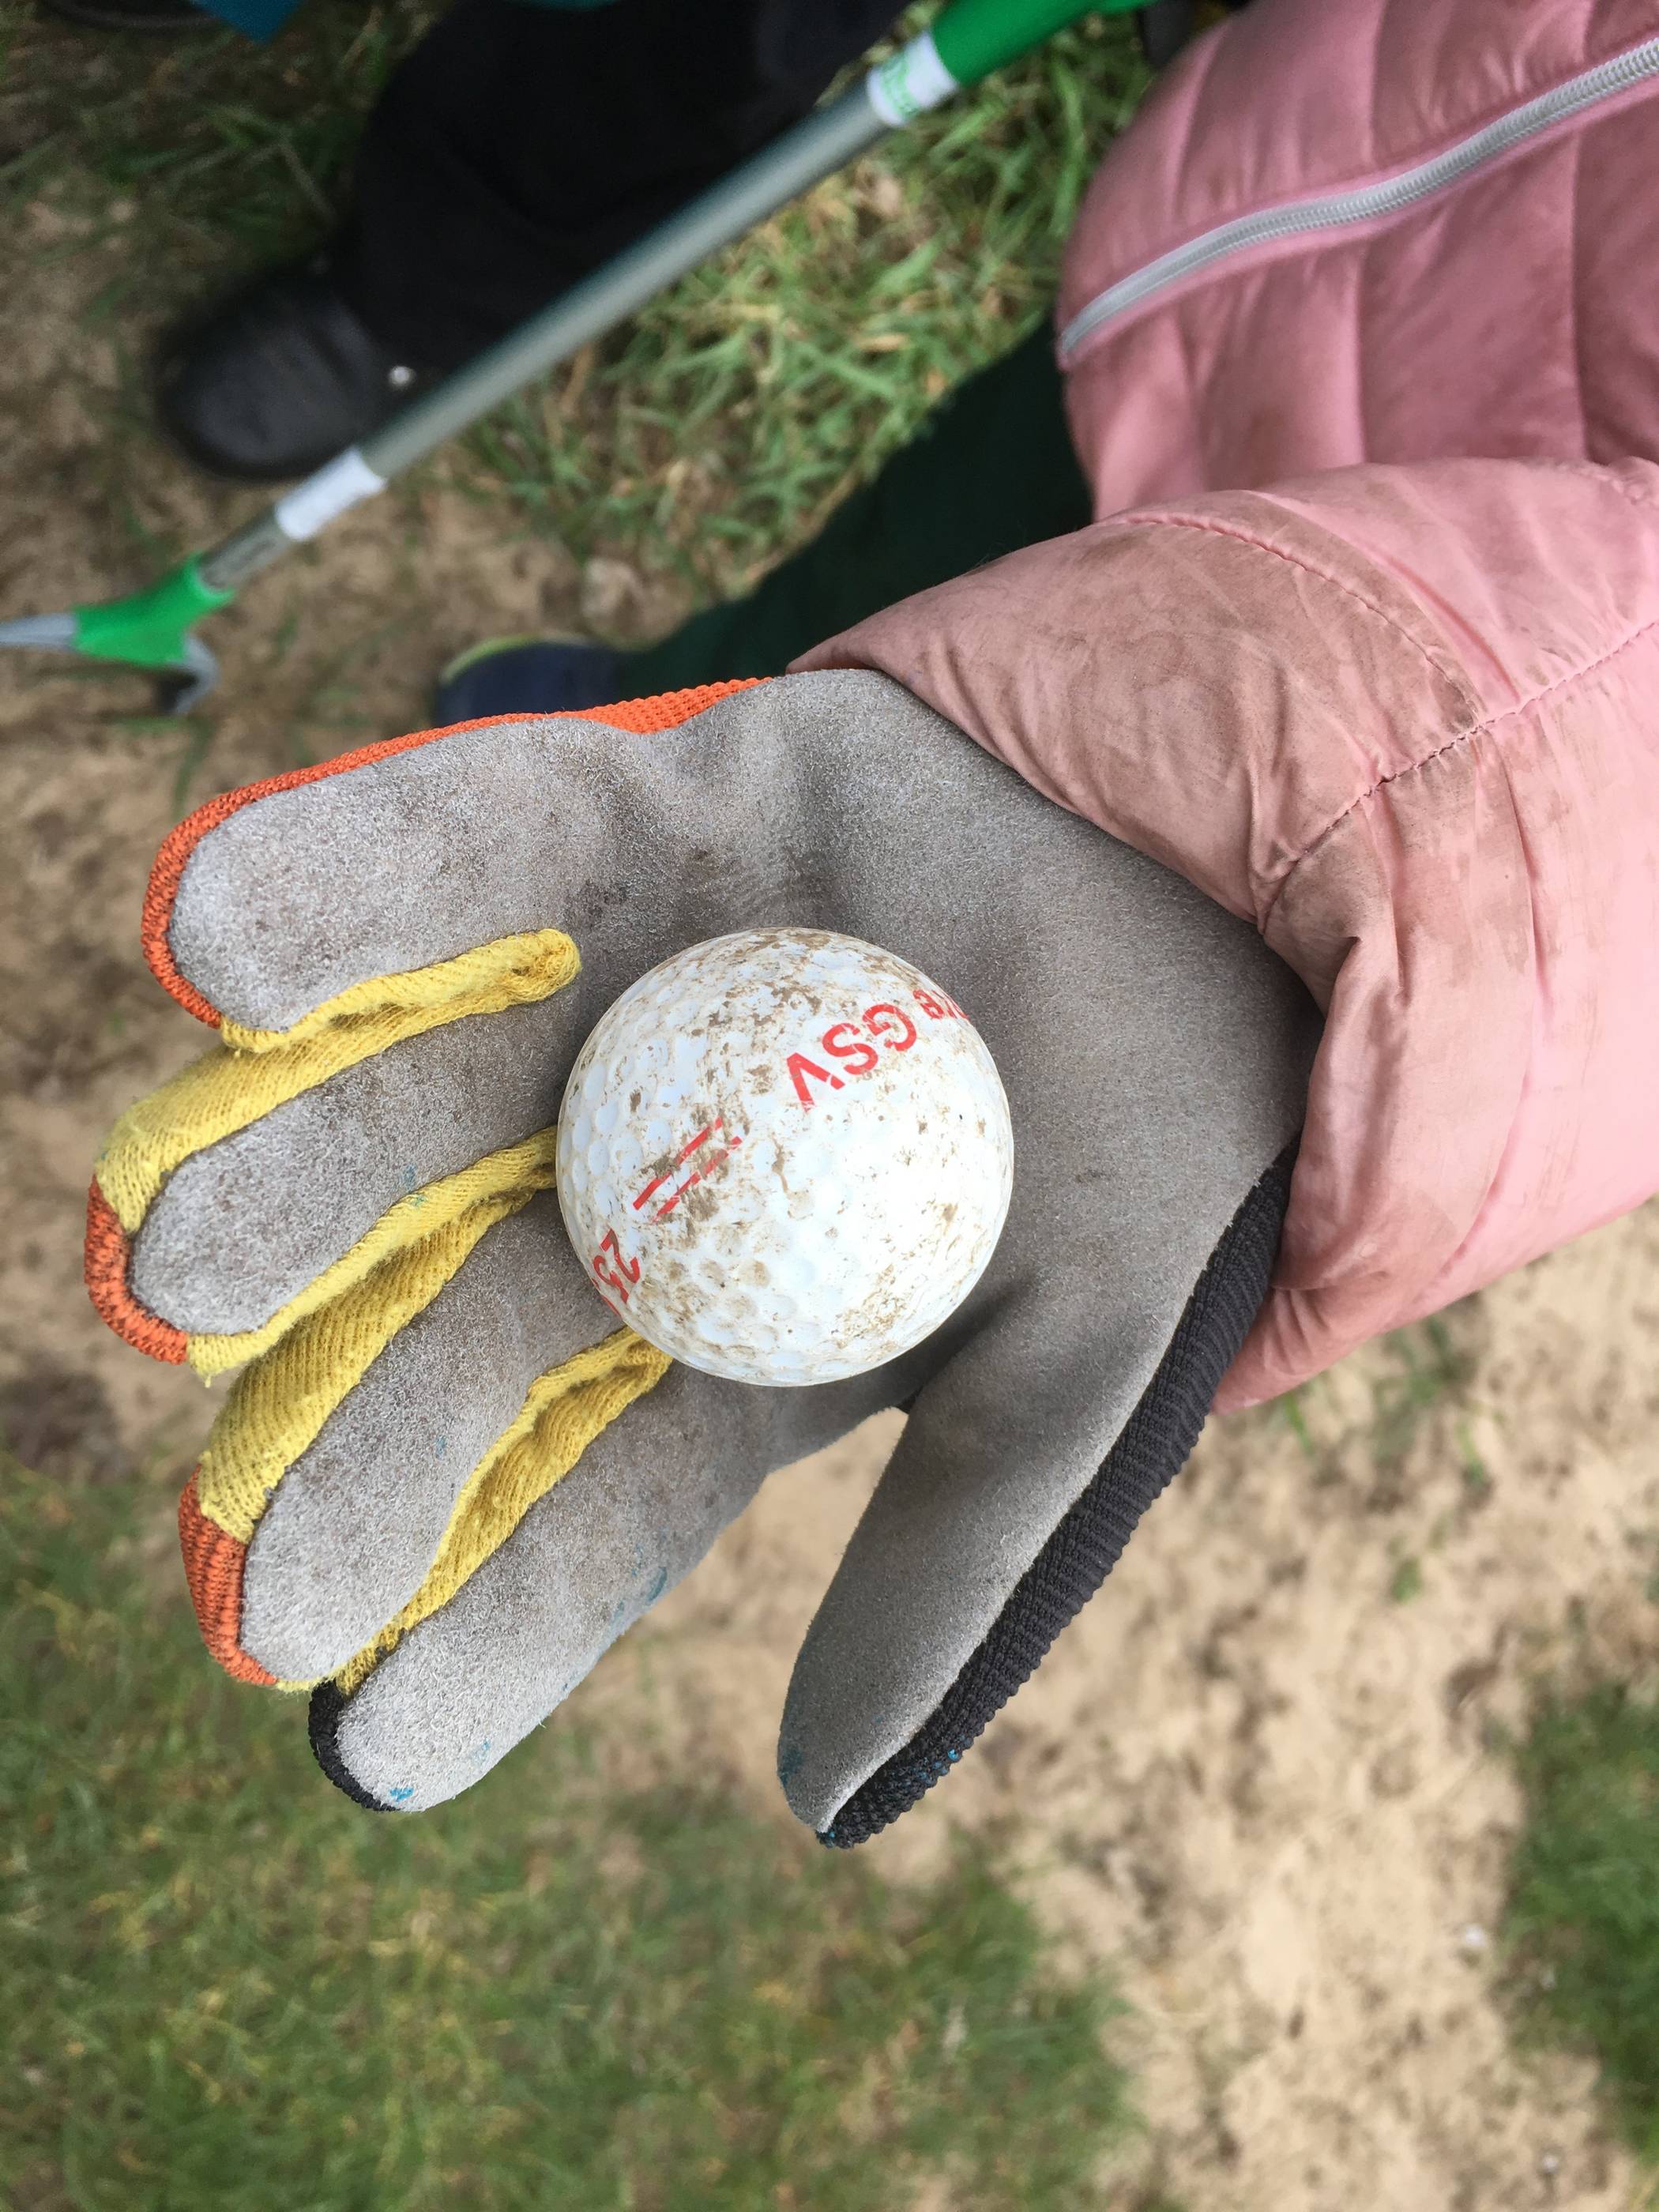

{"left": 89, "top": 671, "right": 1315, "bottom": 1841}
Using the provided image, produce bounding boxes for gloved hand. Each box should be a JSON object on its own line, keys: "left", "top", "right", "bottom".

{"left": 88, "top": 670, "right": 1316, "bottom": 1841}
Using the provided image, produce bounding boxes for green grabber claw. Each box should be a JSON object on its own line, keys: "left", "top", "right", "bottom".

{"left": 0, "top": 558, "right": 233, "bottom": 710}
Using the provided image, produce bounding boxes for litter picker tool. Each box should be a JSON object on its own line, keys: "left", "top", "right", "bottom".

{"left": 0, "top": 0, "right": 1134, "bottom": 710}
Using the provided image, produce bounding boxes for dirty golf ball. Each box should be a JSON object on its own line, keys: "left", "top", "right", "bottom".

{"left": 555, "top": 927, "right": 1014, "bottom": 1385}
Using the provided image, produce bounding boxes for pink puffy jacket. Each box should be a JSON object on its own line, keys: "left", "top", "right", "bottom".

{"left": 803, "top": 0, "right": 1659, "bottom": 1407}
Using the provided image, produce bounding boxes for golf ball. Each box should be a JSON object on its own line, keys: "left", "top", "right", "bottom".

{"left": 556, "top": 927, "right": 1014, "bottom": 1385}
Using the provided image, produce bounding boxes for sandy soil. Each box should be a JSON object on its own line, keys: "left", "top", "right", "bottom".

{"left": 6, "top": 207, "right": 1658, "bottom": 2212}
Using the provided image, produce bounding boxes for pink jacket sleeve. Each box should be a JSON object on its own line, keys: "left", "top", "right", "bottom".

{"left": 795, "top": 458, "right": 1659, "bottom": 1406}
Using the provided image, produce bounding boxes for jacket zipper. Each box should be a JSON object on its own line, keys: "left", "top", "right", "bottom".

{"left": 1059, "top": 32, "right": 1659, "bottom": 365}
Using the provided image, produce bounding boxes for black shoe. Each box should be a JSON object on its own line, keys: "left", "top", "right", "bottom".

{"left": 154, "top": 261, "right": 433, "bottom": 483}
{"left": 434, "top": 636, "right": 630, "bottom": 723}
{"left": 39, "top": 0, "right": 213, "bottom": 28}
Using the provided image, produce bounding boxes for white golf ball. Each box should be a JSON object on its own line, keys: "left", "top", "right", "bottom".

{"left": 556, "top": 927, "right": 1014, "bottom": 1385}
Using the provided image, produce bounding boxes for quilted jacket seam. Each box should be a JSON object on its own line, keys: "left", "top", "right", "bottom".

{"left": 1125, "top": 514, "right": 1659, "bottom": 934}
{"left": 1277, "top": 612, "right": 1659, "bottom": 923}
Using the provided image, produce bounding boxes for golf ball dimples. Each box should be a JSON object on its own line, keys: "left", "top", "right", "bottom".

{"left": 556, "top": 927, "right": 1014, "bottom": 1386}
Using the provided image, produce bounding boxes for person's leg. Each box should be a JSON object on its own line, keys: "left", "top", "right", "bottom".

{"left": 435, "top": 321, "right": 1092, "bottom": 717}
{"left": 340, "top": 0, "right": 900, "bottom": 372}
{"left": 159, "top": 0, "right": 897, "bottom": 477}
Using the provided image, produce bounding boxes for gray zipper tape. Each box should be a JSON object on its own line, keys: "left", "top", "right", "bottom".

{"left": 1060, "top": 32, "right": 1659, "bottom": 364}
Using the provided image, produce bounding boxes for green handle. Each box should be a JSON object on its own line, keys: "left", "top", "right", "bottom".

{"left": 933, "top": 0, "right": 1142, "bottom": 86}
{"left": 74, "top": 558, "right": 234, "bottom": 671}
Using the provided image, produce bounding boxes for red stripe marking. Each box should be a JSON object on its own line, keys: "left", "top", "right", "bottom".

{"left": 677, "top": 1118, "right": 722, "bottom": 1163}
{"left": 655, "top": 1171, "right": 703, "bottom": 1221}
{"left": 650, "top": 1132, "right": 742, "bottom": 1221}
{"left": 632, "top": 1117, "right": 731, "bottom": 1211}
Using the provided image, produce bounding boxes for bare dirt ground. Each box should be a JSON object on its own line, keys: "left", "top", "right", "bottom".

{"left": 6, "top": 210, "right": 1659, "bottom": 2212}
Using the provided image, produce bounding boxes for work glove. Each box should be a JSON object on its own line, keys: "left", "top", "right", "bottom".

{"left": 88, "top": 671, "right": 1316, "bottom": 1842}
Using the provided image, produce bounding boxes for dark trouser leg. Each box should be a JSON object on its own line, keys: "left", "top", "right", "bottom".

{"left": 335, "top": 0, "right": 899, "bottom": 369}
{"left": 627, "top": 321, "right": 1091, "bottom": 690}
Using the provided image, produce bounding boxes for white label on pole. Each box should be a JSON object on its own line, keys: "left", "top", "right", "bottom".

{"left": 867, "top": 31, "right": 959, "bottom": 128}
{"left": 273, "top": 446, "right": 387, "bottom": 543}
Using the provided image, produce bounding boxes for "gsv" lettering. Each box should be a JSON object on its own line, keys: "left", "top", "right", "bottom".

{"left": 789, "top": 995, "right": 939, "bottom": 1106}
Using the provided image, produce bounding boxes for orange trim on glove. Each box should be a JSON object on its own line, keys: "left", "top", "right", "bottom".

{"left": 142, "top": 683, "right": 765, "bottom": 1023}
{"left": 84, "top": 1182, "right": 187, "bottom": 1364}
{"left": 178, "top": 1470, "right": 277, "bottom": 1687}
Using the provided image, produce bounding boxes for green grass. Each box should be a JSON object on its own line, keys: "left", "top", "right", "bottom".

{"left": 462, "top": 13, "right": 1147, "bottom": 596}
{"left": 1503, "top": 1684, "right": 1659, "bottom": 2162}
{"left": 1, "top": 2, "right": 1146, "bottom": 603}
{"left": 1, "top": 1453, "right": 1138, "bottom": 2210}
{"left": 1387, "top": 1556, "right": 1424, "bottom": 1605}
{"left": 1274, "top": 1313, "right": 1490, "bottom": 1509}
{"left": 1362, "top": 1316, "right": 1471, "bottom": 1467}
{"left": 0, "top": 2, "right": 429, "bottom": 260}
